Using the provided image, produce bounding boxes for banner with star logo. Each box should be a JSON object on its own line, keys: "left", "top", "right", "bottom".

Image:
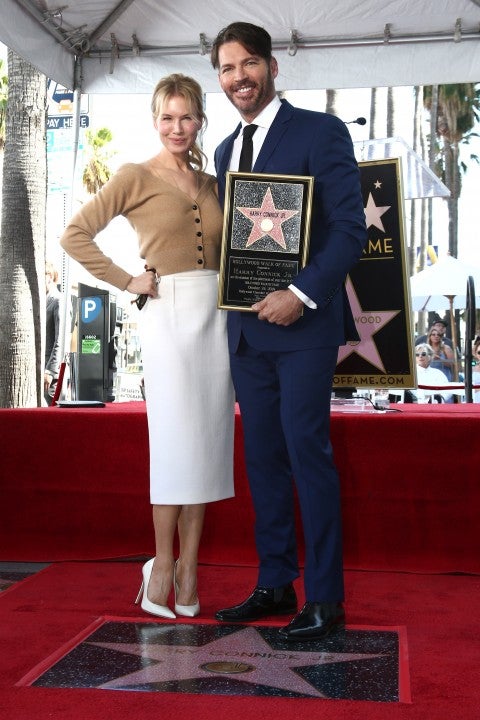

{"left": 334, "top": 158, "right": 416, "bottom": 391}
{"left": 218, "top": 172, "right": 314, "bottom": 310}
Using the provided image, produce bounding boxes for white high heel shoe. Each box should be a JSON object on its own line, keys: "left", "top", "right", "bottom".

{"left": 174, "top": 560, "right": 200, "bottom": 617}
{"left": 135, "top": 558, "right": 176, "bottom": 619}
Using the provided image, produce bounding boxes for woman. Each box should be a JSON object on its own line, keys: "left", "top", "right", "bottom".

{"left": 61, "top": 74, "right": 235, "bottom": 619}
{"left": 426, "top": 325, "right": 455, "bottom": 381}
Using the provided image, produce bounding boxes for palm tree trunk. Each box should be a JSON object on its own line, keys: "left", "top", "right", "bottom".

{"left": 367, "top": 87, "right": 377, "bottom": 158}
{"left": 325, "top": 89, "right": 337, "bottom": 115}
{"left": 0, "top": 50, "right": 47, "bottom": 407}
{"left": 386, "top": 87, "right": 394, "bottom": 137}
{"left": 427, "top": 85, "right": 439, "bottom": 247}
{"left": 448, "top": 142, "right": 460, "bottom": 258}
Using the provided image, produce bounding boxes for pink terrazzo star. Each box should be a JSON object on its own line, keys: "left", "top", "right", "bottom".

{"left": 237, "top": 187, "right": 299, "bottom": 249}
{"left": 337, "top": 277, "right": 399, "bottom": 372}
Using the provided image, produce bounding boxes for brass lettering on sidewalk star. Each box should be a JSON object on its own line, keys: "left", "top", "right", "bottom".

{"left": 200, "top": 661, "right": 255, "bottom": 674}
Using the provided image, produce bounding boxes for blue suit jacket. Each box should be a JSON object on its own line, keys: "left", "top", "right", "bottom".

{"left": 215, "top": 100, "right": 367, "bottom": 353}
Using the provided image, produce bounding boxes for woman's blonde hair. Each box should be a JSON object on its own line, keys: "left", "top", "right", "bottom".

{"left": 151, "top": 73, "right": 207, "bottom": 170}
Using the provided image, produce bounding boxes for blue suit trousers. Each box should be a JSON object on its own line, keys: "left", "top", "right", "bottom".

{"left": 230, "top": 336, "right": 345, "bottom": 602}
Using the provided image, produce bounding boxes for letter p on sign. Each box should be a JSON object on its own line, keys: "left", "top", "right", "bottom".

{"left": 81, "top": 296, "right": 102, "bottom": 323}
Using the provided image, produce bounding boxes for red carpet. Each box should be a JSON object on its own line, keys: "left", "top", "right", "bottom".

{"left": 1, "top": 562, "right": 479, "bottom": 719}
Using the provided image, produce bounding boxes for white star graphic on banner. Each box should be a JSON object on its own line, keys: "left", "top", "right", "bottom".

{"left": 237, "top": 187, "right": 299, "bottom": 249}
{"left": 364, "top": 192, "right": 391, "bottom": 232}
{"left": 337, "top": 277, "right": 399, "bottom": 372}
{"left": 92, "top": 625, "right": 381, "bottom": 698}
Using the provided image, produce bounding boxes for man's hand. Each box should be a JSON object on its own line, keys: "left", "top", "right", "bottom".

{"left": 252, "top": 289, "right": 304, "bottom": 326}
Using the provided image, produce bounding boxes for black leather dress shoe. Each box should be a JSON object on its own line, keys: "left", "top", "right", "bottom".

{"left": 215, "top": 584, "right": 297, "bottom": 622}
{"left": 278, "top": 601, "right": 345, "bottom": 641}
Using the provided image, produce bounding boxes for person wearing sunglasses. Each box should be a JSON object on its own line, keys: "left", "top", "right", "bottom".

{"left": 414, "top": 343, "right": 452, "bottom": 403}
{"left": 425, "top": 325, "right": 455, "bottom": 382}
{"left": 415, "top": 319, "right": 453, "bottom": 350}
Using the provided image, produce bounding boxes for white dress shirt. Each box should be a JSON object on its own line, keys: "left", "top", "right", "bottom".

{"left": 416, "top": 364, "right": 452, "bottom": 402}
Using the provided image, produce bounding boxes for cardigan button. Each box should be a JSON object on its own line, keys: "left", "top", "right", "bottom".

{"left": 196, "top": 231, "right": 202, "bottom": 237}
{"left": 197, "top": 245, "right": 203, "bottom": 251}
{"left": 197, "top": 258, "right": 203, "bottom": 264}
{"left": 192, "top": 204, "right": 198, "bottom": 210}
{"left": 195, "top": 218, "right": 200, "bottom": 223}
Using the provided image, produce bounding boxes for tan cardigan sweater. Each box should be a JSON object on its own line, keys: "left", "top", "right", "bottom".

{"left": 60, "top": 163, "right": 224, "bottom": 290}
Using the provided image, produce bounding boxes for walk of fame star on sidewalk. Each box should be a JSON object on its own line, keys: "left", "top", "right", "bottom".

{"left": 22, "top": 619, "right": 408, "bottom": 702}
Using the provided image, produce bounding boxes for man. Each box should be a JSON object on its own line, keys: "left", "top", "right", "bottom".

{"left": 211, "top": 22, "right": 367, "bottom": 641}
{"left": 44, "top": 261, "right": 61, "bottom": 405}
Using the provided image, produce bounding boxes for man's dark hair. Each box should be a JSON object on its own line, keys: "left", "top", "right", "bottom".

{"left": 431, "top": 316, "right": 448, "bottom": 327}
{"left": 210, "top": 22, "right": 272, "bottom": 69}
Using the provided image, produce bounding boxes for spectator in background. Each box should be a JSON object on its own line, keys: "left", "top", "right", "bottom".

{"left": 472, "top": 336, "right": 480, "bottom": 403}
{"left": 426, "top": 324, "right": 455, "bottom": 382}
{"left": 415, "top": 318, "right": 453, "bottom": 349}
{"left": 44, "top": 261, "right": 61, "bottom": 405}
{"left": 415, "top": 343, "right": 452, "bottom": 403}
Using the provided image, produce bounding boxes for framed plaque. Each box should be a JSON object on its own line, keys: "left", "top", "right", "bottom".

{"left": 218, "top": 172, "right": 314, "bottom": 311}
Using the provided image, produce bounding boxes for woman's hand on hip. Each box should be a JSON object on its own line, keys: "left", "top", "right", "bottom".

{"left": 127, "top": 270, "right": 158, "bottom": 299}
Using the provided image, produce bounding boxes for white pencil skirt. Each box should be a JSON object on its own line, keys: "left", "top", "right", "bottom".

{"left": 138, "top": 270, "right": 235, "bottom": 505}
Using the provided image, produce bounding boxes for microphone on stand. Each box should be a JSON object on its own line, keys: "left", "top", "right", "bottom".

{"left": 344, "top": 117, "right": 367, "bottom": 125}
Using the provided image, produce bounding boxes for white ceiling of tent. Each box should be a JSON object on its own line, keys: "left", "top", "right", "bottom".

{"left": 1, "top": 0, "right": 480, "bottom": 92}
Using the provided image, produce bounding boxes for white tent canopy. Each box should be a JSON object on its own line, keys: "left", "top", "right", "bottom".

{"left": 1, "top": 0, "right": 480, "bottom": 93}
{"left": 410, "top": 255, "right": 480, "bottom": 312}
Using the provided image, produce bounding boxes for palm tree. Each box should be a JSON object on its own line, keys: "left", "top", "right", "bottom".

{"left": 0, "top": 49, "right": 47, "bottom": 407}
{"left": 427, "top": 85, "right": 439, "bottom": 249}
{"left": 0, "top": 59, "right": 7, "bottom": 151}
{"left": 424, "top": 83, "right": 480, "bottom": 258}
{"left": 367, "top": 87, "right": 378, "bottom": 157}
{"left": 82, "top": 127, "right": 114, "bottom": 194}
{"left": 325, "top": 89, "right": 338, "bottom": 115}
{"left": 386, "top": 87, "right": 394, "bottom": 137}
{"left": 0, "top": 59, "right": 7, "bottom": 208}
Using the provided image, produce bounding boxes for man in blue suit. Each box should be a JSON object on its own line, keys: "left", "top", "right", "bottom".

{"left": 211, "top": 22, "right": 367, "bottom": 641}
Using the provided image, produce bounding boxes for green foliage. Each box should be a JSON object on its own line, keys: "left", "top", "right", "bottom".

{"left": 423, "top": 83, "right": 480, "bottom": 182}
{"left": 82, "top": 126, "right": 115, "bottom": 194}
{"left": 423, "top": 82, "right": 479, "bottom": 257}
{"left": 0, "top": 59, "right": 8, "bottom": 151}
{"left": 424, "top": 83, "right": 480, "bottom": 146}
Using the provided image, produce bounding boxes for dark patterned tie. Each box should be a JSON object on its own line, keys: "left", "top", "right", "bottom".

{"left": 238, "top": 124, "right": 258, "bottom": 172}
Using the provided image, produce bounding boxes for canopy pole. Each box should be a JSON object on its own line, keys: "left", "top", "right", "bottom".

{"left": 445, "top": 295, "right": 459, "bottom": 382}
{"left": 59, "top": 62, "right": 82, "bottom": 395}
